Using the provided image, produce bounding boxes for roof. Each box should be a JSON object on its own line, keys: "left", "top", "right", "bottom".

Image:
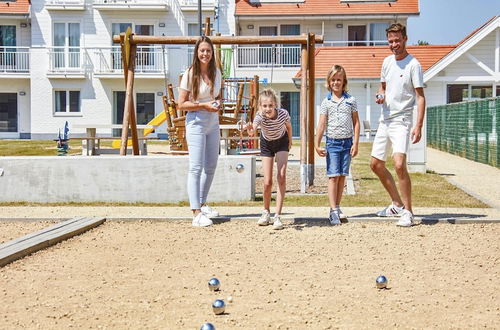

{"left": 0, "top": 0, "right": 30, "bottom": 15}
{"left": 296, "top": 45, "right": 456, "bottom": 79}
{"left": 424, "top": 16, "right": 500, "bottom": 81}
{"left": 236, "top": 0, "right": 419, "bottom": 17}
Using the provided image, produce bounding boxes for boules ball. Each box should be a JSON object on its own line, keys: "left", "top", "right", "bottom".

{"left": 212, "top": 299, "right": 226, "bottom": 315}
{"left": 376, "top": 275, "right": 388, "bottom": 289}
{"left": 208, "top": 277, "right": 220, "bottom": 291}
{"left": 200, "top": 322, "right": 216, "bottom": 330}
{"left": 235, "top": 163, "right": 245, "bottom": 173}
{"left": 227, "top": 296, "right": 233, "bottom": 303}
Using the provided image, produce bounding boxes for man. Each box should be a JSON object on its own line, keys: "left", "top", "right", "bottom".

{"left": 370, "top": 23, "right": 426, "bottom": 227}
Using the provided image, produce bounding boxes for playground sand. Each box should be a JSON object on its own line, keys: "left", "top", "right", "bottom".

{"left": 1, "top": 220, "right": 499, "bottom": 329}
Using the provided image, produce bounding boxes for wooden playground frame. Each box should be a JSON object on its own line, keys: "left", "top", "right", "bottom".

{"left": 113, "top": 30, "right": 323, "bottom": 189}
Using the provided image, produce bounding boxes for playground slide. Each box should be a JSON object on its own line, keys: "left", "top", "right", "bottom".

{"left": 111, "top": 112, "right": 167, "bottom": 149}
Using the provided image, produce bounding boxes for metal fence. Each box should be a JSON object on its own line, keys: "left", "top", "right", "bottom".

{"left": 427, "top": 97, "right": 499, "bottom": 168}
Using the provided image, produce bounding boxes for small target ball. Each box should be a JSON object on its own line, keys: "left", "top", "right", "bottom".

{"left": 235, "top": 164, "right": 245, "bottom": 173}
{"left": 212, "top": 299, "right": 226, "bottom": 315}
{"left": 200, "top": 323, "right": 216, "bottom": 330}
{"left": 227, "top": 296, "right": 233, "bottom": 303}
{"left": 376, "top": 275, "right": 388, "bottom": 289}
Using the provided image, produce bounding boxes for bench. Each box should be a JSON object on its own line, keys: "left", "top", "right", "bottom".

{"left": 363, "top": 120, "right": 378, "bottom": 139}
{"left": 72, "top": 124, "right": 158, "bottom": 156}
{"left": 70, "top": 136, "right": 158, "bottom": 156}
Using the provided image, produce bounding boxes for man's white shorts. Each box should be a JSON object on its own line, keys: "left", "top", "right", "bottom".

{"left": 371, "top": 119, "right": 412, "bottom": 161}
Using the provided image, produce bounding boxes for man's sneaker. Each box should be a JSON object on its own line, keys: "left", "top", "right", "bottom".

{"left": 272, "top": 214, "right": 284, "bottom": 230}
{"left": 257, "top": 210, "right": 271, "bottom": 226}
{"left": 397, "top": 210, "right": 414, "bottom": 227}
{"left": 336, "top": 207, "right": 347, "bottom": 221}
{"left": 376, "top": 203, "right": 405, "bottom": 217}
{"left": 201, "top": 205, "right": 219, "bottom": 218}
{"left": 192, "top": 213, "right": 213, "bottom": 227}
{"left": 329, "top": 209, "right": 341, "bottom": 226}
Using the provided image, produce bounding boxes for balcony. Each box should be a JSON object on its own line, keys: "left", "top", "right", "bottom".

{"left": 236, "top": 45, "right": 301, "bottom": 68}
{"left": 45, "top": 0, "right": 86, "bottom": 10}
{"left": 48, "top": 47, "right": 88, "bottom": 78}
{"left": 92, "top": 46, "right": 168, "bottom": 78}
{"left": 93, "top": 0, "right": 168, "bottom": 11}
{"left": 318, "top": 40, "right": 388, "bottom": 47}
{"left": 180, "top": 0, "right": 215, "bottom": 11}
{"left": 0, "top": 47, "right": 30, "bottom": 77}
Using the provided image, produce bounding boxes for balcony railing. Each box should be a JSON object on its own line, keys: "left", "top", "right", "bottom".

{"left": 0, "top": 47, "right": 30, "bottom": 73}
{"left": 236, "top": 45, "right": 301, "bottom": 68}
{"left": 180, "top": 0, "right": 215, "bottom": 6}
{"left": 48, "top": 47, "right": 88, "bottom": 73}
{"left": 93, "top": 46, "right": 168, "bottom": 74}
{"left": 93, "top": 0, "right": 168, "bottom": 9}
{"left": 318, "top": 40, "right": 388, "bottom": 47}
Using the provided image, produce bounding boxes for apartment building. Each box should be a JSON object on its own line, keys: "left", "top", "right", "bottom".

{"left": 1, "top": 0, "right": 235, "bottom": 139}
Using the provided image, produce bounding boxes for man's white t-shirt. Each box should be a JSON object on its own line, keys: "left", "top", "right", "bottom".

{"left": 179, "top": 68, "right": 222, "bottom": 103}
{"left": 380, "top": 54, "right": 423, "bottom": 121}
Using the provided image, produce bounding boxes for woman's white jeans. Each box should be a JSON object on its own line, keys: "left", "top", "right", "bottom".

{"left": 185, "top": 110, "right": 220, "bottom": 210}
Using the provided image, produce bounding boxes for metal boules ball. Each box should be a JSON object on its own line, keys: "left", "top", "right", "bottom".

{"left": 235, "top": 163, "right": 245, "bottom": 173}
{"left": 200, "top": 323, "right": 216, "bottom": 330}
{"left": 376, "top": 275, "right": 388, "bottom": 289}
{"left": 208, "top": 277, "right": 220, "bottom": 291}
{"left": 212, "top": 299, "right": 226, "bottom": 315}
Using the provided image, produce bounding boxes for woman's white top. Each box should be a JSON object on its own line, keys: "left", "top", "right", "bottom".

{"left": 179, "top": 68, "right": 222, "bottom": 103}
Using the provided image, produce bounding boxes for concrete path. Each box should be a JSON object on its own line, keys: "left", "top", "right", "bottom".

{"left": 0, "top": 206, "right": 498, "bottom": 223}
{"left": 426, "top": 147, "right": 500, "bottom": 210}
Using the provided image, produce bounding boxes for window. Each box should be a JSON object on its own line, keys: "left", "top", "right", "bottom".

{"left": 281, "top": 92, "right": 300, "bottom": 137}
{"left": 0, "top": 25, "right": 16, "bottom": 67}
{"left": 53, "top": 22, "right": 80, "bottom": 68}
{"left": 370, "top": 23, "right": 388, "bottom": 45}
{"left": 113, "top": 91, "right": 155, "bottom": 136}
{"left": 348, "top": 25, "right": 366, "bottom": 46}
{"left": 447, "top": 84, "right": 493, "bottom": 103}
{"left": 55, "top": 91, "right": 80, "bottom": 113}
{"left": 0, "top": 93, "right": 17, "bottom": 132}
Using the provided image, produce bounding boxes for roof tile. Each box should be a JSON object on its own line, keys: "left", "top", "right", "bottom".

{"left": 0, "top": 0, "right": 30, "bottom": 14}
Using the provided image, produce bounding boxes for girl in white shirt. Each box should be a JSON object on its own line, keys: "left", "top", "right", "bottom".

{"left": 178, "top": 36, "right": 222, "bottom": 227}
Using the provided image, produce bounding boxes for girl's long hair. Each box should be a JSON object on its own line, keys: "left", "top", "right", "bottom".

{"left": 188, "top": 36, "right": 217, "bottom": 101}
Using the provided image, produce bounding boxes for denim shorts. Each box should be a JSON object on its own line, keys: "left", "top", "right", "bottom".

{"left": 326, "top": 137, "right": 352, "bottom": 177}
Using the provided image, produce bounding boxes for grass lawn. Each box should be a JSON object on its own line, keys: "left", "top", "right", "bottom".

{"left": 0, "top": 140, "right": 488, "bottom": 208}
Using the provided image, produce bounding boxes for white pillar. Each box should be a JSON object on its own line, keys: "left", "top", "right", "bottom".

{"left": 365, "top": 82, "right": 371, "bottom": 139}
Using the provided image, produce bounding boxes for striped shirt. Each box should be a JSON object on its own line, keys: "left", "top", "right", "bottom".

{"left": 253, "top": 108, "right": 291, "bottom": 141}
{"left": 319, "top": 92, "right": 358, "bottom": 139}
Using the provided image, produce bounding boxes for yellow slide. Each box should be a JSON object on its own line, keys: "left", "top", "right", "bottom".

{"left": 111, "top": 112, "right": 167, "bottom": 149}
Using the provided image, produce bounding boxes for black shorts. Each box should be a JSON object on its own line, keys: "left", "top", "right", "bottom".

{"left": 260, "top": 132, "right": 289, "bottom": 157}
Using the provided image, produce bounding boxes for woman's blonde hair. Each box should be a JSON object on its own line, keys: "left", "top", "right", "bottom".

{"left": 325, "top": 64, "right": 348, "bottom": 93}
{"left": 188, "top": 36, "right": 217, "bottom": 101}
{"left": 258, "top": 88, "right": 280, "bottom": 110}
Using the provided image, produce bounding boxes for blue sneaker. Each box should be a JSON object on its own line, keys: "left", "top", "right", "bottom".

{"left": 329, "top": 209, "right": 341, "bottom": 226}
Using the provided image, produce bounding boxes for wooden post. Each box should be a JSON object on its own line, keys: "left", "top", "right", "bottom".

{"left": 120, "top": 31, "right": 139, "bottom": 156}
{"left": 167, "top": 84, "right": 178, "bottom": 119}
{"left": 162, "top": 96, "right": 173, "bottom": 128}
{"left": 307, "top": 33, "right": 316, "bottom": 186}
{"left": 299, "top": 36, "right": 309, "bottom": 193}
{"left": 204, "top": 17, "right": 211, "bottom": 36}
{"left": 235, "top": 82, "right": 244, "bottom": 121}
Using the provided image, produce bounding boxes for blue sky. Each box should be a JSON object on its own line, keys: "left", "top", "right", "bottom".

{"left": 407, "top": 0, "right": 500, "bottom": 45}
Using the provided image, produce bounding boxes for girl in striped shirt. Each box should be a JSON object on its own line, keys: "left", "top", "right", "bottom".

{"left": 246, "top": 88, "right": 292, "bottom": 230}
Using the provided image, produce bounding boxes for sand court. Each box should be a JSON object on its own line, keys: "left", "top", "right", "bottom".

{"left": 1, "top": 219, "right": 499, "bottom": 329}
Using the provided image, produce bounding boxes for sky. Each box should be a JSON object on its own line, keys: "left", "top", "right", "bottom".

{"left": 407, "top": 0, "right": 500, "bottom": 45}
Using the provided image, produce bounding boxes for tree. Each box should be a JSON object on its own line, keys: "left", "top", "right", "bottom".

{"left": 416, "top": 40, "right": 430, "bottom": 45}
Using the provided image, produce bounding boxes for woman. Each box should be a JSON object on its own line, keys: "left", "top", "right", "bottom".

{"left": 178, "top": 36, "right": 222, "bottom": 227}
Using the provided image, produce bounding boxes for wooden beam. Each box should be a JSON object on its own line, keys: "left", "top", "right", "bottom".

{"left": 112, "top": 35, "right": 324, "bottom": 45}
{"left": 307, "top": 32, "right": 316, "bottom": 186}
{"left": 0, "top": 217, "right": 106, "bottom": 267}
{"left": 120, "top": 37, "right": 139, "bottom": 155}
{"left": 299, "top": 38, "right": 308, "bottom": 193}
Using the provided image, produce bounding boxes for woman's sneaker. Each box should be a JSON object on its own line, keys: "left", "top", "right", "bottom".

{"left": 201, "top": 205, "right": 219, "bottom": 218}
{"left": 336, "top": 207, "right": 347, "bottom": 221}
{"left": 257, "top": 210, "right": 271, "bottom": 226}
{"left": 192, "top": 213, "right": 213, "bottom": 227}
{"left": 329, "top": 209, "right": 341, "bottom": 226}
{"left": 272, "top": 214, "right": 284, "bottom": 230}
{"left": 396, "top": 210, "right": 414, "bottom": 227}
{"left": 376, "top": 203, "right": 405, "bottom": 217}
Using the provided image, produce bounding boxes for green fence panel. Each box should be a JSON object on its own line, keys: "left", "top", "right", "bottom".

{"left": 427, "top": 97, "right": 499, "bottom": 168}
